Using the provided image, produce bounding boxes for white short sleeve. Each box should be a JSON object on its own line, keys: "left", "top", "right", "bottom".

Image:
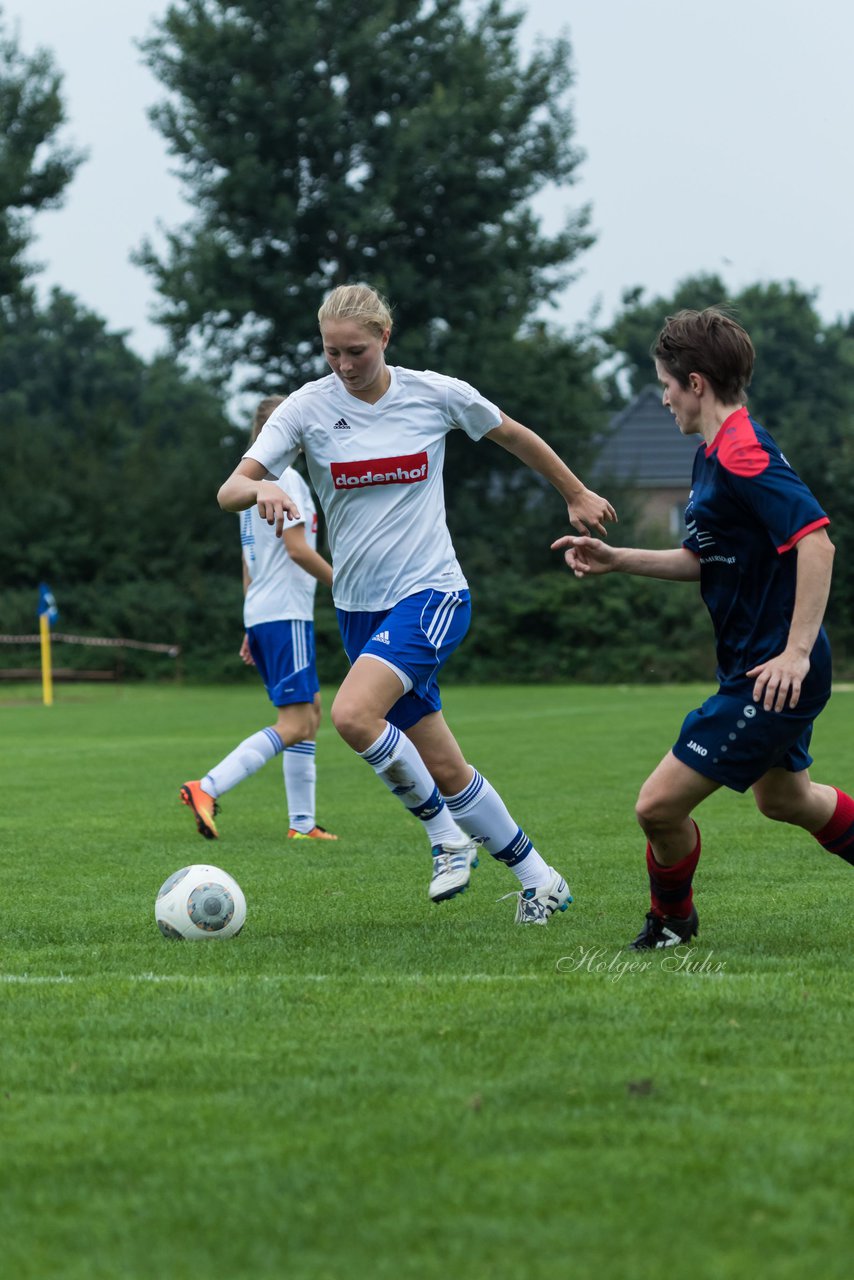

{"left": 244, "top": 397, "right": 300, "bottom": 474}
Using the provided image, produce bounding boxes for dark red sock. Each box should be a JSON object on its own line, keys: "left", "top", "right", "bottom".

{"left": 647, "top": 822, "right": 701, "bottom": 918}
{"left": 813, "top": 788, "right": 854, "bottom": 866}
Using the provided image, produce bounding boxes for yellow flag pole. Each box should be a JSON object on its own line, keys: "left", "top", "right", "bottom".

{"left": 40, "top": 612, "right": 54, "bottom": 707}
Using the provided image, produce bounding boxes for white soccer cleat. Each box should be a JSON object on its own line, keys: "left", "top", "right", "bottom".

{"left": 429, "top": 838, "right": 480, "bottom": 903}
{"left": 507, "top": 868, "right": 572, "bottom": 924}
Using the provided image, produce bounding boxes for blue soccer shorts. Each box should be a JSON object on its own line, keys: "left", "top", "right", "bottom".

{"left": 671, "top": 691, "right": 820, "bottom": 793}
{"left": 336, "top": 589, "right": 471, "bottom": 731}
{"left": 246, "top": 619, "right": 320, "bottom": 708}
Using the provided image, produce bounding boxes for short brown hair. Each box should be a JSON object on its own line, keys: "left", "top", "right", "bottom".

{"left": 652, "top": 308, "right": 754, "bottom": 404}
{"left": 251, "top": 394, "right": 285, "bottom": 444}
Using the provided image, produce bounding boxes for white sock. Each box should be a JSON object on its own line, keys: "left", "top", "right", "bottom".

{"left": 444, "top": 769, "right": 551, "bottom": 889}
{"left": 203, "top": 726, "right": 283, "bottom": 798}
{"left": 284, "top": 741, "right": 316, "bottom": 833}
{"left": 359, "top": 723, "right": 466, "bottom": 849}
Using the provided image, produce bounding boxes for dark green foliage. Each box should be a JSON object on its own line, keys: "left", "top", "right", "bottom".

{"left": 455, "top": 569, "right": 715, "bottom": 683}
{"left": 602, "top": 273, "right": 732, "bottom": 401}
{"left": 136, "top": 0, "right": 591, "bottom": 389}
{"left": 5, "top": 10, "right": 851, "bottom": 686}
{"left": 121, "top": 0, "right": 630, "bottom": 682}
{"left": 0, "top": 18, "right": 247, "bottom": 684}
{"left": 0, "top": 13, "right": 84, "bottom": 296}
{"left": 0, "top": 289, "right": 246, "bottom": 679}
{"left": 444, "top": 323, "right": 613, "bottom": 583}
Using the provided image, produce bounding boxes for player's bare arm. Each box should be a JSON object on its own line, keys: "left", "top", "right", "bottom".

{"left": 283, "top": 524, "right": 334, "bottom": 589}
{"left": 552, "top": 536, "right": 701, "bottom": 582}
{"left": 218, "top": 458, "right": 302, "bottom": 537}
{"left": 746, "top": 527, "right": 835, "bottom": 712}
{"left": 486, "top": 414, "right": 617, "bottom": 536}
{"left": 239, "top": 559, "right": 255, "bottom": 665}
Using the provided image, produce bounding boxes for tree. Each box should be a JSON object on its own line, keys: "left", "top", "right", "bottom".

{"left": 601, "top": 274, "right": 854, "bottom": 479}
{"left": 0, "top": 14, "right": 289, "bottom": 681}
{"left": 137, "top": 0, "right": 592, "bottom": 389}
{"left": 0, "top": 9, "right": 83, "bottom": 299}
{"left": 444, "top": 321, "right": 612, "bottom": 580}
{"left": 600, "top": 274, "right": 730, "bottom": 402}
{"left": 0, "top": 286, "right": 233, "bottom": 586}
{"left": 0, "top": 286, "right": 254, "bottom": 674}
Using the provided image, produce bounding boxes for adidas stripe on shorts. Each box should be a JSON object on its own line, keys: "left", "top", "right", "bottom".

{"left": 336, "top": 589, "right": 471, "bottom": 731}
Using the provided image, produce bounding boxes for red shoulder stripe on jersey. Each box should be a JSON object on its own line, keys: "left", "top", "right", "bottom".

{"left": 777, "top": 517, "right": 830, "bottom": 554}
{"left": 708, "top": 407, "right": 769, "bottom": 477}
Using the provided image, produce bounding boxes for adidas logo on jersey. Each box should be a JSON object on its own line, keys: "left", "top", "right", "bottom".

{"left": 371, "top": 630, "right": 390, "bottom": 645}
{"left": 333, "top": 418, "right": 350, "bottom": 430}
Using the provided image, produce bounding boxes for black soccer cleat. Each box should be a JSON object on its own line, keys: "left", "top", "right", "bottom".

{"left": 628, "top": 906, "right": 699, "bottom": 950}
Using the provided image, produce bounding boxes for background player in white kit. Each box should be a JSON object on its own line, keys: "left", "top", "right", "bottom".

{"left": 181, "top": 395, "right": 338, "bottom": 843}
{"left": 218, "top": 284, "right": 617, "bottom": 922}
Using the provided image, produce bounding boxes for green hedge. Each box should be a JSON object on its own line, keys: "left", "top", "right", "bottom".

{"left": 4, "top": 568, "right": 850, "bottom": 686}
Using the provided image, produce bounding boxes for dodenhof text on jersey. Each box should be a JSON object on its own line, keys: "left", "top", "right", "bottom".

{"left": 331, "top": 452, "right": 429, "bottom": 488}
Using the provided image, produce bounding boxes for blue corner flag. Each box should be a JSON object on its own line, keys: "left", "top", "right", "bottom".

{"left": 37, "top": 583, "right": 59, "bottom": 625}
{"left": 37, "top": 584, "right": 58, "bottom": 706}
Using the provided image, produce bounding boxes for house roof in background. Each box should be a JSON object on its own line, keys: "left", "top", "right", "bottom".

{"left": 594, "top": 386, "right": 700, "bottom": 487}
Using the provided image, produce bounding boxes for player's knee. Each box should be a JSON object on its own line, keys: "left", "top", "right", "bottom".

{"left": 329, "top": 692, "right": 349, "bottom": 735}
{"left": 753, "top": 791, "right": 799, "bottom": 824}
{"left": 329, "top": 691, "right": 363, "bottom": 745}
{"left": 635, "top": 785, "right": 677, "bottom": 833}
{"left": 274, "top": 706, "right": 314, "bottom": 747}
{"left": 432, "top": 758, "right": 471, "bottom": 797}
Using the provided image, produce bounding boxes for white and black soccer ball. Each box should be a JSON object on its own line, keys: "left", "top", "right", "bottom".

{"left": 155, "top": 864, "right": 246, "bottom": 940}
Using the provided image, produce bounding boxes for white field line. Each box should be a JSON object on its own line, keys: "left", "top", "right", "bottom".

{"left": 0, "top": 971, "right": 542, "bottom": 986}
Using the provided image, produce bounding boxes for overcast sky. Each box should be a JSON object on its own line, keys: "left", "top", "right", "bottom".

{"left": 9, "top": 0, "right": 854, "bottom": 360}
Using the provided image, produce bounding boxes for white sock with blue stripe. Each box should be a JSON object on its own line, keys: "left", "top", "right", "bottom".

{"left": 359, "top": 723, "right": 467, "bottom": 848}
{"left": 444, "top": 769, "right": 551, "bottom": 889}
{"left": 203, "top": 726, "right": 284, "bottom": 798}
{"left": 284, "top": 741, "right": 317, "bottom": 834}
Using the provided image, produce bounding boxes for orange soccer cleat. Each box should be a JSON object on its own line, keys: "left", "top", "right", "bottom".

{"left": 179, "top": 780, "right": 219, "bottom": 840}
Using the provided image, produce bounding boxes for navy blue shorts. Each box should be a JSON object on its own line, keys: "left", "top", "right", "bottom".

{"left": 336, "top": 589, "right": 471, "bottom": 731}
{"left": 246, "top": 619, "right": 319, "bottom": 708}
{"left": 671, "top": 692, "right": 817, "bottom": 793}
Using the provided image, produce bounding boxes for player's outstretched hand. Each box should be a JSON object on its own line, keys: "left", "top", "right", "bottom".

{"left": 551, "top": 534, "right": 617, "bottom": 578}
{"left": 746, "top": 650, "right": 811, "bottom": 712}
{"left": 256, "top": 478, "right": 301, "bottom": 538}
{"left": 566, "top": 487, "right": 618, "bottom": 536}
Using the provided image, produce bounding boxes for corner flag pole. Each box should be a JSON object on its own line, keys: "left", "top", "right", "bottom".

{"left": 40, "top": 612, "right": 54, "bottom": 707}
{"left": 37, "top": 584, "right": 59, "bottom": 707}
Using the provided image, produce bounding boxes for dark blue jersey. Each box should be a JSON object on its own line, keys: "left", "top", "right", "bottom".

{"left": 683, "top": 407, "right": 831, "bottom": 710}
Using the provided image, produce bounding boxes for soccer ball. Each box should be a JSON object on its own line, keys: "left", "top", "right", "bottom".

{"left": 155, "top": 864, "right": 246, "bottom": 940}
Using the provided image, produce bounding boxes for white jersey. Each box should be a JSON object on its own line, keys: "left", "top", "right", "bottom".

{"left": 244, "top": 366, "right": 501, "bottom": 611}
{"left": 240, "top": 467, "right": 319, "bottom": 626}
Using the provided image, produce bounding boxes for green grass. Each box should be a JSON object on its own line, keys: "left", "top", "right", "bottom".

{"left": 1, "top": 681, "right": 852, "bottom": 1279}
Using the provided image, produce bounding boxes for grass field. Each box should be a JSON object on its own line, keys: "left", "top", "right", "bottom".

{"left": 1, "top": 681, "right": 852, "bottom": 1279}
